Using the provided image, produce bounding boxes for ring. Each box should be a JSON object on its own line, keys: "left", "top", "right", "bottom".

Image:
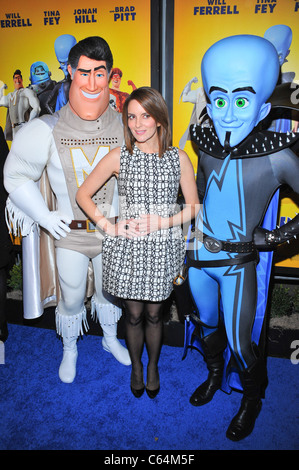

{"left": 124, "top": 224, "right": 129, "bottom": 230}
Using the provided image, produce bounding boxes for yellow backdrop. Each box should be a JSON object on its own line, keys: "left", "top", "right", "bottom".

{"left": 172, "top": 0, "right": 299, "bottom": 269}
{"left": 0, "top": 0, "right": 151, "bottom": 129}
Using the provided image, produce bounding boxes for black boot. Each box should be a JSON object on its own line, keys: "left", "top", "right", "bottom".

{"left": 0, "top": 321, "right": 8, "bottom": 342}
{"left": 226, "top": 356, "right": 267, "bottom": 441}
{"left": 190, "top": 325, "right": 227, "bottom": 407}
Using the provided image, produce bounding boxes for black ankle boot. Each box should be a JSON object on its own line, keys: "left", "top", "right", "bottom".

{"left": 226, "top": 396, "right": 262, "bottom": 441}
{"left": 0, "top": 321, "right": 8, "bottom": 342}
{"left": 189, "top": 356, "right": 224, "bottom": 406}
{"left": 226, "top": 354, "right": 267, "bottom": 441}
{"left": 190, "top": 324, "right": 226, "bottom": 407}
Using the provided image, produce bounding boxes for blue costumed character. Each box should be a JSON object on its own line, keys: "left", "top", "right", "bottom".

{"left": 184, "top": 35, "right": 299, "bottom": 441}
{"left": 29, "top": 61, "right": 56, "bottom": 116}
{"left": 45, "top": 34, "right": 77, "bottom": 113}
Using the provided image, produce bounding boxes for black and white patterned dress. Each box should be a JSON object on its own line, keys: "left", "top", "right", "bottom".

{"left": 102, "top": 145, "right": 186, "bottom": 302}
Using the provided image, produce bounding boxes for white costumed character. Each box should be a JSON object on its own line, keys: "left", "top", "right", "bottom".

{"left": 4, "top": 36, "right": 131, "bottom": 383}
{"left": 0, "top": 69, "right": 40, "bottom": 140}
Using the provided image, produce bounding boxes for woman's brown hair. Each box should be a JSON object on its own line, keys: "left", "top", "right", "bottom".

{"left": 122, "top": 87, "right": 172, "bottom": 158}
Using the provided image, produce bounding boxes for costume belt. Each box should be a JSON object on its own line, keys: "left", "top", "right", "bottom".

{"left": 69, "top": 217, "right": 117, "bottom": 231}
{"left": 191, "top": 226, "right": 254, "bottom": 253}
{"left": 187, "top": 226, "right": 258, "bottom": 267}
{"left": 69, "top": 220, "right": 88, "bottom": 229}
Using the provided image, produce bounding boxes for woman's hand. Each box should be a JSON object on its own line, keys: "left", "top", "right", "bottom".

{"left": 105, "top": 218, "right": 140, "bottom": 238}
{"left": 134, "top": 214, "right": 166, "bottom": 235}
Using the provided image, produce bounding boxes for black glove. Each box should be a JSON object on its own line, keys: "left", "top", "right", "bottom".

{"left": 253, "top": 214, "right": 299, "bottom": 251}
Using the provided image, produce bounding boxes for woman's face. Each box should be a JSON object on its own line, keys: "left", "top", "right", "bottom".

{"left": 127, "top": 99, "right": 160, "bottom": 150}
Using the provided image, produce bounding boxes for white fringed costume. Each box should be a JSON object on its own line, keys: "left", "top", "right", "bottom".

{"left": 4, "top": 102, "right": 131, "bottom": 380}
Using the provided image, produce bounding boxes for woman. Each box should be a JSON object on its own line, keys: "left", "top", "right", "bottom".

{"left": 76, "top": 87, "right": 199, "bottom": 398}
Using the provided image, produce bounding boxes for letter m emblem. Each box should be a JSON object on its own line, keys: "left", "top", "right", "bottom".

{"left": 70, "top": 145, "right": 110, "bottom": 188}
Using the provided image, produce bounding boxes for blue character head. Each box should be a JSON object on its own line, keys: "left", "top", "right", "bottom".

{"left": 201, "top": 35, "right": 280, "bottom": 149}
{"left": 54, "top": 34, "right": 77, "bottom": 77}
{"left": 30, "top": 61, "right": 51, "bottom": 85}
{"left": 264, "top": 25, "right": 292, "bottom": 66}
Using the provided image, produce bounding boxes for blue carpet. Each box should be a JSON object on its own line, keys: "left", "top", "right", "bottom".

{"left": 0, "top": 323, "right": 298, "bottom": 451}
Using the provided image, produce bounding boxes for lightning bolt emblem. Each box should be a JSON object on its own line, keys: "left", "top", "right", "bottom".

{"left": 202, "top": 156, "right": 246, "bottom": 242}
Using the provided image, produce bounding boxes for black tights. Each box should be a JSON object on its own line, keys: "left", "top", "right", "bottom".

{"left": 123, "top": 299, "right": 163, "bottom": 390}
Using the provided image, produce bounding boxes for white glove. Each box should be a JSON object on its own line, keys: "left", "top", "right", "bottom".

{"left": 38, "top": 210, "right": 72, "bottom": 239}
{"left": 8, "top": 180, "right": 71, "bottom": 240}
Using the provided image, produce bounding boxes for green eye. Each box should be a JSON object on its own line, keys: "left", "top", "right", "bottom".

{"left": 215, "top": 98, "right": 227, "bottom": 108}
{"left": 235, "top": 97, "right": 249, "bottom": 108}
